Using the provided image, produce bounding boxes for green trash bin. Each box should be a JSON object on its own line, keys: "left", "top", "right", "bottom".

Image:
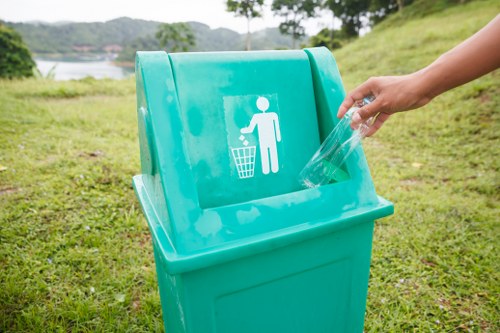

{"left": 133, "top": 47, "right": 393, "bottom": 333}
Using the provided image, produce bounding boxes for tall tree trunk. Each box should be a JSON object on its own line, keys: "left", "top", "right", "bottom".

{"left": 331, "top": 13, "right": 335, "bottom": 41}
{"left": 246, "top": 17, "right": 251, "bottom": 51}
{"left": 397, "top": 0, "right": 404, "bottom": 11}
{"left": 292, "top": 12, "right": 298, "bottom": 49}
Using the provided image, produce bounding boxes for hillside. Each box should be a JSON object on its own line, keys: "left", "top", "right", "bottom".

{"left": 1, "top": 0, "right": 499, "bottom": 332}
{"left": 5, "top": 17, "right": 302, "bottom": 55}
{"left": 6, "top": 17, "right": 159, "bottom": 54}
{"left": 334, "top": 0, "right": 499, "bottom": 331}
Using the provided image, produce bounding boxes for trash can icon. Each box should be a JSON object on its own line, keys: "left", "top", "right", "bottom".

{"left": 133, "top": 47, "right": 393, "bottom": 333}
{"left": 231, "top": 146, "right": 257, "bottom": 179}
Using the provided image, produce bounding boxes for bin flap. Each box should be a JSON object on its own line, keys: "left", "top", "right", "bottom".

{"left": 134, "top": 47, "right": 391, "bottom": 254}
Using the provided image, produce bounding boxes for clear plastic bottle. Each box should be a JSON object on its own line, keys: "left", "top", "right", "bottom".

{"left": 299, "top": 96, "right": 375, "bottom": 188}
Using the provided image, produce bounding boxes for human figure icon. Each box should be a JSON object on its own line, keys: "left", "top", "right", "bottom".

{"left": 241, "top": 97, "right": 281, "bottom": 175}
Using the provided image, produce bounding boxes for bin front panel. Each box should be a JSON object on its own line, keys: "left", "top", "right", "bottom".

{"left": 169, "top": 51, "right": 321, "bottom": 209}
{"left": 154, "top": 219, "right": 375, "bottom": 333}
{"left": 214, "top": 259, "right": 351, "bottom": 333}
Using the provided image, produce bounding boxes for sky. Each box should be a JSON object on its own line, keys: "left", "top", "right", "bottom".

{"left": 0, "top": 0, "right": 337, "bottom": 35}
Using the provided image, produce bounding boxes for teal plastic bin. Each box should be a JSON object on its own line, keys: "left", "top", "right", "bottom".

{"left": 133, "top": 47, "right": 393, "bottom": 333}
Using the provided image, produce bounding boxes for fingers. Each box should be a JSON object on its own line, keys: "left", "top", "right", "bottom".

{"left": 337, "top": 94, "right": 356, "bottom": 119}
{"left": 350, "top": 98, "right": 384, "bottom": 129}
{"left": 337, "top": 79, "right": 377, "bottom": 118}
{"left": 364, "top": 113, "right": 390, "bottom": 137}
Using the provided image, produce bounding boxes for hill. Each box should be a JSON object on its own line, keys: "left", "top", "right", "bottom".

{"left": 4, "top": 17, "right": 302, "bottom": 55}
{"left": 6, "top": 17, "right": 159, "bottom": 54}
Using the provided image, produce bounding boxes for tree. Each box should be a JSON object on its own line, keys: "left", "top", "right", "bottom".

{"left": 226, "top": 0, "right": 264, "bottom": 51}
{"left": 155, "top": 23, "right": 196, "bottom": 53}
{"left": 369, "top": 0, "right": 414, "bottom": 24}
{"left": 309, "top": 28, "right": 345, "bottom": 50}
{"left": 272, "top": 0, "right": 322, "bottom": 49}
{"left": 117, "top": 35, "right": 159, "bottom": 63}
{"left": 324, "top": 0, "right": 371, "bottom": 37}
{"left": 0, "top": 24, "right": 35, "bottom": 78}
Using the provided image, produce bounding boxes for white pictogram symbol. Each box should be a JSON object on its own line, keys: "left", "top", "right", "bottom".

{"left": 239, "top": 96, "right": 281, "bottom": 176}
{"left": 232, "top": 134, "right": 256, "bottom": 178}
{"left": 231, "top": 144, "right": 256, "bottom": 179}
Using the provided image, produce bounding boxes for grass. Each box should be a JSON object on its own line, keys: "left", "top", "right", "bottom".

{"left": 0, "top": 78, "right": 163, "bottom": 332}
{"left": 1, "top": 1, "right": 499, "bottom": 332}
{"left": 335, "top": 0, "right": 500, "bottom": 331}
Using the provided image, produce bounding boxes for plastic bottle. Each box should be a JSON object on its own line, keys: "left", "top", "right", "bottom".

{"left": 299, "top": 96, "right": 375, "bottom": 188}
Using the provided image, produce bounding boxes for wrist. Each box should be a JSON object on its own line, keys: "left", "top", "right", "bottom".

{"left": 414, "top": 52, "right": 457, "bottom": 100}
{"left": 410, "top": 66, "right": 440, "bottom": 106}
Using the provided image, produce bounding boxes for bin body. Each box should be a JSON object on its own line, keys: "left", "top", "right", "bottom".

{"left": 154, "top": 221, "right": 374, "bottom": 333}
{"left": 133, "top": 47, "right": 393, "bottom": 333}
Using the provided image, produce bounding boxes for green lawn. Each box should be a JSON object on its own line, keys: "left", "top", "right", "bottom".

{"left": 1, "top": 1, "right": 499, "bottom": 332}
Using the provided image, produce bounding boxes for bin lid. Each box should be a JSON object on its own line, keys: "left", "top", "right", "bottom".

{"left": 134, "top": 47, "right": 393, "bottom": 256}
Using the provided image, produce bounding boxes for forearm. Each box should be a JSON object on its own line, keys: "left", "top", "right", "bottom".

{"left": 338, "top": 14, "right": 500, "bottom": 136}
{"left": 415, "top": 14, "right": 500, "bottom": 100}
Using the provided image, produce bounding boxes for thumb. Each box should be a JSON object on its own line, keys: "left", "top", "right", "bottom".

{"left": 337, "top": 78, "right": 377, "bottom": 118}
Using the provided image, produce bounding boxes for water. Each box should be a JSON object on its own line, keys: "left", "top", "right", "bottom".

{"left": 35, "top": 57, "right": 134, "bottom": 81}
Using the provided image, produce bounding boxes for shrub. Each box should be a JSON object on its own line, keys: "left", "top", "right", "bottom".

{"left": 0, "top": 23, "right": 35, "bottom": 79}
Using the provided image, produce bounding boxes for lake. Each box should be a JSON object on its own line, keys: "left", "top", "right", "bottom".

{"left": 35, "top": 58, "right": 134, "bottom": 81}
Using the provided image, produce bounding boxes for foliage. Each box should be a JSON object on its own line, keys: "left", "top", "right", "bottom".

{"left": 323, "top": 0, "right": 468, "bottom": 37}
{"left": 3, "top": 0, "right": 474, "bottom": 57}
{"left": 155, "top": 22, "right": 196, "bottom": 53}
{"left": 32, "top": 63, "right": 57, "bottom": 80}
{"left": 324, "top": 0, "right": 372, "bottom": 37}
{"left": 369, "top": 0, "right": 415, "bottom": 24}
{"left": 308, "top": 28, "right": 347, "bottom": 50}
{"left": 226, "top": 0, "right": 265, "bottom": 18}
{"left": 251, "top": 27, "right": 307, "bottom": 50}
{"left": 116, "top": 35, "right": 159, "bottom": 63}
{"left": 7, "top": 18, "right": 299, "bottom": 55}
{"left": 226, "top": 0, "right": 265, "bottom": 50}
{"left": 0, "top": 24, "right": 35, "bottom": 79}
{"left": 189, "top": 22, "right": 242, "bottom": 51}
{"left": 6, "top": 17, "right": 160, "bottom": 54}
{"left": 272, "top": 0, "right": 322, "bottom": 48}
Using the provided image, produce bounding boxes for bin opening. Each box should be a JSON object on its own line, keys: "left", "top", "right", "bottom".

{"left": 169, "top": 51, "right": 332, "bottom": 209}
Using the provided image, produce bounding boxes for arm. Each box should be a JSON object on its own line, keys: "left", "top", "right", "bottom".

{"left": 241, "top": 117, "right": 257, "bottom": 134}
{"left": 337, "top": 14, "right": 500, "bottom": 136}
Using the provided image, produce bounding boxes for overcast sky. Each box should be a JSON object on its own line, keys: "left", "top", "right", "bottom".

{"left": 1, "top": 0, "right": 336, "bottom": 35}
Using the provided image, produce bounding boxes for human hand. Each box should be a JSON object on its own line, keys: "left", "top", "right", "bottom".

{"left": 337, "top": 73, "right": 433, "bottom": 136}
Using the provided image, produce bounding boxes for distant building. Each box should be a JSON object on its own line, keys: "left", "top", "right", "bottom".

{"left": 103, "top": 44, "right": 123, "bottom": 54}
{"left": 72, "top": 45, "right": 95, "bottom": 53}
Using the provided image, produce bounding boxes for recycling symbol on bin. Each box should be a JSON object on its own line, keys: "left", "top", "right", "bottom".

{"left": 230, "top": 96, "right": 282, "bottom": 179}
